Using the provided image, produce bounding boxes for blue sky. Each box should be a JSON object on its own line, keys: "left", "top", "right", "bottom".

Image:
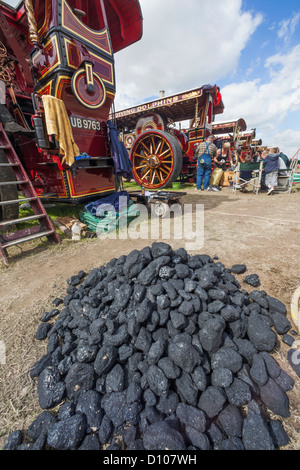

{"left": 114, "top": 0, "right": 300, "bottom": 158}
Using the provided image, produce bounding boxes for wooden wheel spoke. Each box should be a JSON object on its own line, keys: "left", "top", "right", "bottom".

{"left": 134, "top": 152, "right": 149, "bottom": 160}
{"left": 150, "top": 169, "right": 155, "bottom": 185}
{"left": 135, "top": 163, "right": 148, "bottom": 170}
{"left": 151, "top": 136, "right": 157, "bottom": 154}
{"left": 159, "top": 159, "right": 172, "bottom": 167}
{"left": 142, "top": 168, "right": 151, "bottom": 180}
{"left": 160, "top": 153, "right": 172, "bottom": 161}
{"left": 159, "top": 166, "right": 171, "bottom": 176}
{"left": 159, "top": 147, "right": 172, "bottom": 158}
{"left": 155, "top": 169, "right": 162, "bottom": 183}
{"left": 140, "top": 141, "right": 151, "bottom": 155}
{"left": 155, "top": 140, "right": 162, "bottom": 155}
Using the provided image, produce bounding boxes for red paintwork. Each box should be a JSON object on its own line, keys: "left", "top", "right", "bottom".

{"left": 114, "top": 85, "right": 224, "bottom": 187}
{"left": 0, "top": 0, "right": 143, "bottom": 202}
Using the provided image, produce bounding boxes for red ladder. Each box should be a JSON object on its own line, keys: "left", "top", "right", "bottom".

{"left": 0, "top": 123, "right": 60, "bottom": 266}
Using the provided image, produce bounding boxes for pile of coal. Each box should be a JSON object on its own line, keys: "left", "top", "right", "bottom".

{"left": 3, "top": 243, "right": 298, "bottom": 451}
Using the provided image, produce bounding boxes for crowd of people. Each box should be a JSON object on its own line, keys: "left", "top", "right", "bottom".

{"left": 194, "top": 133, "right": 286, "bottom": 195}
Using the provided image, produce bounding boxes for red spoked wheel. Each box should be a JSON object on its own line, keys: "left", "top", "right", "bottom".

{"left": 130, "top": 130, "right": 183, "bottom": 190}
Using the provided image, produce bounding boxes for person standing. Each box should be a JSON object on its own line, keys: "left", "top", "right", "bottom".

{"left": 262, "top": 147, "right": 280, "bottom": 195}
{"left": 195, "top": 134, "right": 217, "bottom": 191}
{"left": 215, "top": 142, "right": 233, "bottom": 169}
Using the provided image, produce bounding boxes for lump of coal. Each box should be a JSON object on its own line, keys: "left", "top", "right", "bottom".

{"left": 231, "top": 264, "right": 247, "bottom": 274}
{"left": 47, "top": 414, "right": 87, "bottom": 450}
{"left": 243, "top": 273, "right": 260, "bottom": 287}
{"left": 242, "top": 411, "right": 274, "bottom": 450}
{"left": 143, "top": 421, "right": 186, "bottom": 450}
{"left": 168, "top": 339, "right": 201, "bottom": 373}
{"left": 247, "top": 312, "right": 277, "bottom": 351}
{"left": 4, "top": 243, "right": 296, "bottom": 451}
{"left": 198, "top": 386, "right": 227, "bottom": 418}
{"left": 37, "top": 367, "right": 65, "bottom": 409}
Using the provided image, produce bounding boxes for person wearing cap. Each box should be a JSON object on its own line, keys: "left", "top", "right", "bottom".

{"left": 195, "top": 134, "right": 217, "bottom": 191}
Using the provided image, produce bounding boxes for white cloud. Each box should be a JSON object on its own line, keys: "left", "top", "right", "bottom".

{"left": 271, "top": 129, "right": 300, "bottom": 158}
{"left": 278, "top": 12, "right": 300, "bottom": 44}
{"left": 112, "top": 1, "right": 300, "bottom": 158}
{"left": 220, "top": 45, "right": 300, "bottom": 156}
{"left": 114, "top": 0, "right": 263, "bottom": 109}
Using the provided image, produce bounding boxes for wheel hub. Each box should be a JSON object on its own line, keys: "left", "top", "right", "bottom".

{"left": 148, "top": 155, "right": 160, "bottom": 168}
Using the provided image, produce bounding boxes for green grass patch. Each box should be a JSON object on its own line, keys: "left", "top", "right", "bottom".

{"left": 122, "top": 180, "right": 193, "bottom": 192}
{"left": 11, "top": 179, "right": 193, "bottom": 235}
{"left": 14, "top": 200, "right": 85, "bottom": 236}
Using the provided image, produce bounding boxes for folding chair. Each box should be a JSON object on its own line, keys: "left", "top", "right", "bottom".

{"left": 274, "top": 158, "right": 298, "bottom": 194}
{"left": 232, "top": 161, "right": 263, "bottom": 195}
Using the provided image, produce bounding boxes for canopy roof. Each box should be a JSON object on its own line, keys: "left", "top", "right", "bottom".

{"left": 212, "top": 118, "right": 247, "bottom": 135}
{"left": 0, "top": 0, "right": 143, "bottom": 53}
{"left": 114, "top": 85, "right": 224, "bottom": 130}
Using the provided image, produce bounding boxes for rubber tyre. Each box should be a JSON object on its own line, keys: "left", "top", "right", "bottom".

{"left": 151, "top": 201, "right": 170, "bottom": 219}
{"left": 130, "top": 130, "right": 183, "bottom": 190}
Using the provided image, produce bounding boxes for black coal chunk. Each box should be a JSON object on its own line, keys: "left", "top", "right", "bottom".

{"left": 198, "top": 386, "right": 227, "bottom": 418}
{"left": 176, "top": 403, "right": 206, "bottom": 432}
{"left": 211, "top": 347, "right": 243, "bottom": 373}
{"left": 218, "top": 404, "right": 243, "bottom": 437}
{"left": 198, "top": 316, "right": 225, "bottom": 353}
{"left": 35, "top": 323, "right": 52, "bottom": 340}
{"left": 27, "top": 411, "right": 57, "bottom": 441}
{"left": 268, "top": 419, "right": 290, "bottom": 448}
{"left": 3, "top": 430, "right": 24, "bottom": 450}
{"left": 244, "top": 274, "right": 260, "bottom": 287}
{"left": 242, "top": 411, "right": 275, "bottom": 450}
{"left": 168, "top": 339, "right": 201, "bottom": 373}
{"left": 247, "top": 311, "right": 277, "bottom": 351}
{"left": 37, "top": 366, "right": 65, "bottom": 409}
{"left": 143, "top": 421, "right": 186, "bottom": 450}
{"left": 75, "top": 390, "right": 103, "bottom": 432}
{"left": 266, "top": 295, "right": 287, "bottom": 315}
{"left": 65, "top": 363, "right": 95, "bottom": 400}
{"left": 231, "top": 264, "right": 247, "bottom": 274}
{"left": 225, "top": 377, "right": 252, "bottom": 406}
{"left": 259, "top": 377, "right": 290, "bottom": 418}
{"left": 47, "top": 414, "right": 87, "bottom": 450}
{"left": 4, "top": 243, "right": 295, "bottom": 451}
{"left": 146, "top": 365, "right": 169, "bottom": 397}
{"left": 94, "top": 346, "right": 118, "bottom": 376}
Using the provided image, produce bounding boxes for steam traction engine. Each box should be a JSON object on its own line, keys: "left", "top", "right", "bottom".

{"left": 0, "top": 0, "right": 143, "bottom": 218}
{"left": 113, "top": 85, "right": 224, "bottom": 190}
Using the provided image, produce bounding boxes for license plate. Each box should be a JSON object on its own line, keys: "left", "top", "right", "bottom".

{"left": 70, "top": 116, "right": 101, "bottom": 131}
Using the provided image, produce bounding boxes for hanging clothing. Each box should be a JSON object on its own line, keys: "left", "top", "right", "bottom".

{"left": 106, "top": 120, "right": 133, "bottom": 179}
{"left": 42, "top": 95, "right": 79, "bottom": 166}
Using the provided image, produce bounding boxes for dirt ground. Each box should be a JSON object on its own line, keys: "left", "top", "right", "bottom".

{"left": 1, "top": 185, "right": 300, "bottom": 449}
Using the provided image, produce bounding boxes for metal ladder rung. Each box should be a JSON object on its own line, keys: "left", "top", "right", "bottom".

{"left": 0, "top": 180, "right": 29, "bottom": 186}
{"left": 0, "top": 197, "right": 38, "bottom": 206}
{"left": 0, "top": 214, "right": 46, "bottom": 227}
{"left": 1, "top": 230, "right": 55, "bottom": 249}
{"left": 0, "top": 163, "right": 20, "bottom": 167}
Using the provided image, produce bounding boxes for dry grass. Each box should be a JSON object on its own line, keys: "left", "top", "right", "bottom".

{"left": 1, "top": 186, "right": 300, "bottom": 449}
